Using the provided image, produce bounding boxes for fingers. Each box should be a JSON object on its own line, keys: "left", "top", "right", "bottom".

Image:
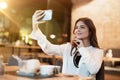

{"left": 34, "top": 10, "right": 44, "bottom": 15}
{"left": 36, "top": 13, "right": 45, "bottom": 21}
{"left": 72, "top": 36, "right": 84, "bottom": 47}
{"left": 34, "top": 10, "right": 45, "bottom": 20}
{"left": 73, "top": 40, "right": 80, "bottom": 46}
{"left": 32, "top": 10, "right": 46, "bottom": 24}
{"left": 35, "top": 10, "right": 44, "bottom": 17}
{"left": 72, "top": 38, "right": 80, "bottom": 46}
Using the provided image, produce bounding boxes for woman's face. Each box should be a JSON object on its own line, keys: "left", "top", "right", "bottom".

{"left": 74, "top": 21, "right": 90, "bottom": 40}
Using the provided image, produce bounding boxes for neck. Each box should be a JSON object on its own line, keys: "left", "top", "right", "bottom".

{"left": 82, "top": 39, "right": 91, "bottom": 47}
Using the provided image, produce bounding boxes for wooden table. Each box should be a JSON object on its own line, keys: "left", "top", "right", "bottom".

{"left": 103, "top": 57, "right": 120, "bottom": 66}
{"left": 0, "top": 66, "right": 93, "bottom": 80}
{"left": 103, "top": 57, "right": 120, "bottom": 72}
{"left": 104, "top": 57, "right": 120, "bottom": 62}
{"left": 0, "top": 74, "right": 81, "bottom": 80}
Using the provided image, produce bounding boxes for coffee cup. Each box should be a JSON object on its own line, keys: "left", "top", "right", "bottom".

{"left": 40, "top": 65, "right": 61, "bottom": 77}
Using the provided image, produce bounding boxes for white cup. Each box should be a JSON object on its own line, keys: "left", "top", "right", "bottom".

{"left": 40, "top": 65, "right": 54, "bottom": 76}
{"left": 40, "top": 65, "right": 61, "bottom": 76}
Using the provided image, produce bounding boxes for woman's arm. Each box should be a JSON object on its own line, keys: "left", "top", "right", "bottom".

{"left": 30, "top": 29, "right": 67, "bottom": 56}
{"left": 30, "top": 10, "right": 67, "bottom": 56}
{"left": 78, "top": 47, "right": 104, "bottom": 75}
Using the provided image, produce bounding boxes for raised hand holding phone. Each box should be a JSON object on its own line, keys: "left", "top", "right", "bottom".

{"left": 32, "top": 10, "right": 52, "bottom": 30}
{"left": 32, "top": 10, "right": 45, "bottom": 25}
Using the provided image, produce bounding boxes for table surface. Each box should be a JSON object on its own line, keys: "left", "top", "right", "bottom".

{"left": 104, "top": 57, "right": 120, "bottom": 72}
{"left": 103, "top": 57, "right": 120, "bottom": 62}
{"left": 0, "top": 66, "right": 93, "bottom": 80}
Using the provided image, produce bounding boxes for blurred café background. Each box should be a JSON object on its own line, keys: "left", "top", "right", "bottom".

{"left": 0, "top": 0, "right": 120, "bottom": 80}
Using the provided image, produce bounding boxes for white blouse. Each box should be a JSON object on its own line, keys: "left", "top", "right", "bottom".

{"left": 30, "top": 29, "right": 104, "bottom": 79}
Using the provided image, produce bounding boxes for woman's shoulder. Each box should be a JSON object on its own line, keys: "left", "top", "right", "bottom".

{"left": 61, "top": 42, "right": 71, "bottom": 46}
{"left": 60, "top": 42, "right": 72, "bottom": 49}
{"left": 91, "top": 46, "right": 104, "bottom": 53}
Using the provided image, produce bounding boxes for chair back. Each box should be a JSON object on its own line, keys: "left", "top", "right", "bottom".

{"left": 96, "top": 61, "right": 104, "bottom": 80}
{"left": 8, "top": 56, "right": 18, "bottom": 66}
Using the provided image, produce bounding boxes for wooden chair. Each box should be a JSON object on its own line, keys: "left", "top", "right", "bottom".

{"left": 96, "top": 61, "right": 104, "bottom": 80}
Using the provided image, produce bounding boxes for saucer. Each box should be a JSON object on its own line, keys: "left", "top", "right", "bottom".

{"left": 16, "top": 71, "right": 36, "bottom": 77}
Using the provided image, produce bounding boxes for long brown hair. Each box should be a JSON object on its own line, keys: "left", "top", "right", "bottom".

{"left": 73, "top": 17, "right": 99, "bottom": 48}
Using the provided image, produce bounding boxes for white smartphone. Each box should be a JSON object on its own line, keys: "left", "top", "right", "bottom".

{"left": 42, "top": 9, "right": 52, "bottom": 21}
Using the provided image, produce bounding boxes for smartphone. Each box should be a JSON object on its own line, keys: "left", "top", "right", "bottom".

{"left": 42, "top": 9, "right": 52, "bottom": 21}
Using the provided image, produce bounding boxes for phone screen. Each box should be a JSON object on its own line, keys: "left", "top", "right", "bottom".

{"left": 42, "top": 10, "right": 52, "bottom": 21}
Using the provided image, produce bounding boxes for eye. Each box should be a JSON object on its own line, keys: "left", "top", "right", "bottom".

{"left": 80, "top": 25, "right": 86, "bottom": 29}
{"left": 75, "top": 26, "right": 78, "bottom": 29}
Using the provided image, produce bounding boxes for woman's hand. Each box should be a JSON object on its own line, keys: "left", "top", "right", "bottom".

{"left": 32, "top": 10, "right": 45, "bottom": 30}
{"left": 72, "top": 36, "right": 84, "bottom": 48}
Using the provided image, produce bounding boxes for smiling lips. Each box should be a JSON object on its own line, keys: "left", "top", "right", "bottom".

{"left": 76, "top": 33, "right": 82, "bottom": 36}
{"left": 76, "top": 32, "right": 82, "bottom": 34}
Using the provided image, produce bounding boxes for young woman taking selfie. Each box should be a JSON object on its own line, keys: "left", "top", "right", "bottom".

{"left": 30, "top": 10, "right": 104, "bottom": 80}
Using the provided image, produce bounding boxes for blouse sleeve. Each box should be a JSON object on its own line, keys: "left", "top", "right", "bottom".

{"left": 78, "top": 47, "right": 104, "bottom": 75}
{"left": 30, "top": 29, "right": 67, "bottom": 56}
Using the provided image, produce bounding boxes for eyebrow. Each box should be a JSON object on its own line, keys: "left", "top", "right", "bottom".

{"left": 80, "top": 25, "right": 86, "bottom": 27}
{"left": 76, "top": 25, "right": 86, "bottom": 28}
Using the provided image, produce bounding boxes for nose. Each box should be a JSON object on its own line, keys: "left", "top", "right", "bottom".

{"left": 76, "top": 28, "right": 81, "bottom": 32}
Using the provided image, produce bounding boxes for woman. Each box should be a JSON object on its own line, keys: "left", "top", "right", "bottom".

{"left": 30, "top": 10, "right": 103, "bottom": 79}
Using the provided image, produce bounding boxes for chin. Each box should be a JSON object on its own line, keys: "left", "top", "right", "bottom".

{"left": 77, "top": 36, "right": 83, "bottom": 39}
{"left": 76, "top": 36, "right": 87, "bottom": 40}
